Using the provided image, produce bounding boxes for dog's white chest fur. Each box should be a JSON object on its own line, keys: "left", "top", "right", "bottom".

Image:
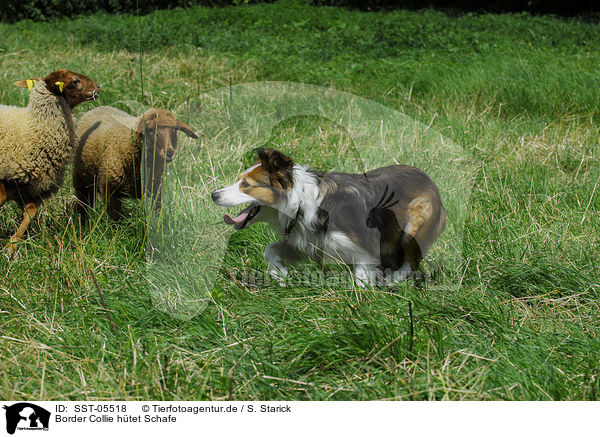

{"left": 278, "top": 166, "right": 379, "bottom": 269}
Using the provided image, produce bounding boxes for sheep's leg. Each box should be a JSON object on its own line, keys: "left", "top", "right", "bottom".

{"left": 152, "top": 183, "right": 163, "bottom": 210}
{"left": 107, "top": 196, "right": 122, "bottom": 221}
{"left": 75, "top": 190, "right": 90, "bottom": 222}
{"left": 6, "top": 202, "right": 36, "bottom": 258}
{"left": 74, "top": 181, "right": 93, "bottom": 222}
{"left": 0, "top": 183, "right": 6, "bottom": 208}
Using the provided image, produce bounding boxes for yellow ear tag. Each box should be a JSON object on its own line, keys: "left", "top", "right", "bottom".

{"left": 55, "top": 81, "right": 64, "bottom": 93}
{"left": 26, "top": 79, "right": 37, "bottom": 90}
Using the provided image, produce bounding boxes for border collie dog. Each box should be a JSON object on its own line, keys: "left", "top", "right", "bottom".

{"left": 211, "top": 149, "right": 446, "bottom": 286}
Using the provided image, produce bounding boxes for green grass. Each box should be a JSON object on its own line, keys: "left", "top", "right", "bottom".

{"left": 0, "top": 0, "right": 599, "bottom": 400}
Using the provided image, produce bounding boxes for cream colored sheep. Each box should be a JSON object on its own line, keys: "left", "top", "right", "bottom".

{"left": 0, "top": 69, "right": 100, "bottom": 256}
{"left": 74, "top": 106, "right": 197, "bottom": 220}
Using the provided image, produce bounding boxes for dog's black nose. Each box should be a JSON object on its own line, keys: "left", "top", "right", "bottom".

{"left": 211, "top": 192, "right": 219, "bottom": 202}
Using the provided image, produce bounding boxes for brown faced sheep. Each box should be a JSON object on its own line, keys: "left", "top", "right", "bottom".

{"left": 74, "top": 106, "right": 198, "bottom": 220}
{"left": 0, "top": 69, "right": 100, "bottom": 256}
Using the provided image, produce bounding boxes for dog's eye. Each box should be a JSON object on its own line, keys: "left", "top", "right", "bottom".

{"left": 240, "top": 181, "right": 250, "bottom": 188}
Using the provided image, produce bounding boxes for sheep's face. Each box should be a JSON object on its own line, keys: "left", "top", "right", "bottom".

{"left": 139, "top": 109, "right": 198, "bottom": 164}
{"left": 45, "top": 69, "right": 100, "bottom": 109}
{"left": 15, "top": 69, "right": 100, "bottom": 109}
{"left": 157, "top": 127, "right": 178, "bottom": 163}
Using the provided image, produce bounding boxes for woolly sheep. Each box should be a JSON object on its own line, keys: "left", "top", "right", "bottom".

{"left": 0, "top": 69, "right": 100, "bottom": 256}
{"left": 74, "top": 106, "right": 198, "bottom": 220}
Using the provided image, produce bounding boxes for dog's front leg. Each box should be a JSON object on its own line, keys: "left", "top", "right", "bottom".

{"left": 354, "top": 263, "right": 377, "bottom": 288}
{"left": 265, "top": 241, "right": 301, "bottom": 287}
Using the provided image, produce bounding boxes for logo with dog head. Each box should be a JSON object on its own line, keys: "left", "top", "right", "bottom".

{"left": 3, "top": 403, "right": 50, "bottom": 435}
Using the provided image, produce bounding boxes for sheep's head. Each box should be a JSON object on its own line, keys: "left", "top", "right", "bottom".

{"left": 14, "top": 68, "right": 100, "bottom": 109}
{"left": 138, "top": 108, "right": 198, "bottom": 163}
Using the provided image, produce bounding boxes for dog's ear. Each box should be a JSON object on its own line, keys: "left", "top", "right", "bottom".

{"left": 254, "top": 148, "right": 294, "bottom": 189}
{"left": 255, "top": 148, "right": 293, "bottom": 173}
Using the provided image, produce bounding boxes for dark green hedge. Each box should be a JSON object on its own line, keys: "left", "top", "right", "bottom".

{"left": 1, "top": 0, "right": 597, "bottom": 22}
{"left": 0, "top": 0, "right": 250, "bottom": 23}
{"left": 314, "top": 0, "right": 599, "bottom": 15}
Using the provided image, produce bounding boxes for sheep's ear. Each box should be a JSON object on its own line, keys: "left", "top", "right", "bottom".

{"left": 137, "top": 111, "right": 160, "bottom": 133}
{"left": 135, "top": 117, "right": 147, "bottom": 135}
{"left": 176, "top": 120, "right": 198, "bottom": 139}
{"left": 14, "top": 79, "right": 41, "bottom": 90}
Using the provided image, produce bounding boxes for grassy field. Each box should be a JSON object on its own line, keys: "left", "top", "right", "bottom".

{"left": 0, "top": 0, "right": 599, "bottom": 400}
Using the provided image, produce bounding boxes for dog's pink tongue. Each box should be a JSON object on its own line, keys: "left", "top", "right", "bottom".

{"left": 223, "top": 211, "right": 249, "bottom": 225}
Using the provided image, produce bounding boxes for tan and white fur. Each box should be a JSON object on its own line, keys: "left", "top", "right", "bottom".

{"left": 212, "top": 149, "right": 446, "bottom": 286}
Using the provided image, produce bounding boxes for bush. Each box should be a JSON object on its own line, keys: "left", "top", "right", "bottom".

{"left": 0, "top": 0, "right": 598, "bottom": 22}
{"left": 0, "top": 0, "right": 243, "bottom": 23}
{"left": 313, "top": 0, "right": 599, "bottom": 15}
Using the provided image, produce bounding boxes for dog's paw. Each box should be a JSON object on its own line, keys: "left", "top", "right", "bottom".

{"left": 268, "top": 267, "right": 288, "bottom": 288}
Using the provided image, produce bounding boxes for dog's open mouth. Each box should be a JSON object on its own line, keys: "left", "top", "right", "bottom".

{"left": 223, "top": 204, "right": 261, "bottom": 230}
